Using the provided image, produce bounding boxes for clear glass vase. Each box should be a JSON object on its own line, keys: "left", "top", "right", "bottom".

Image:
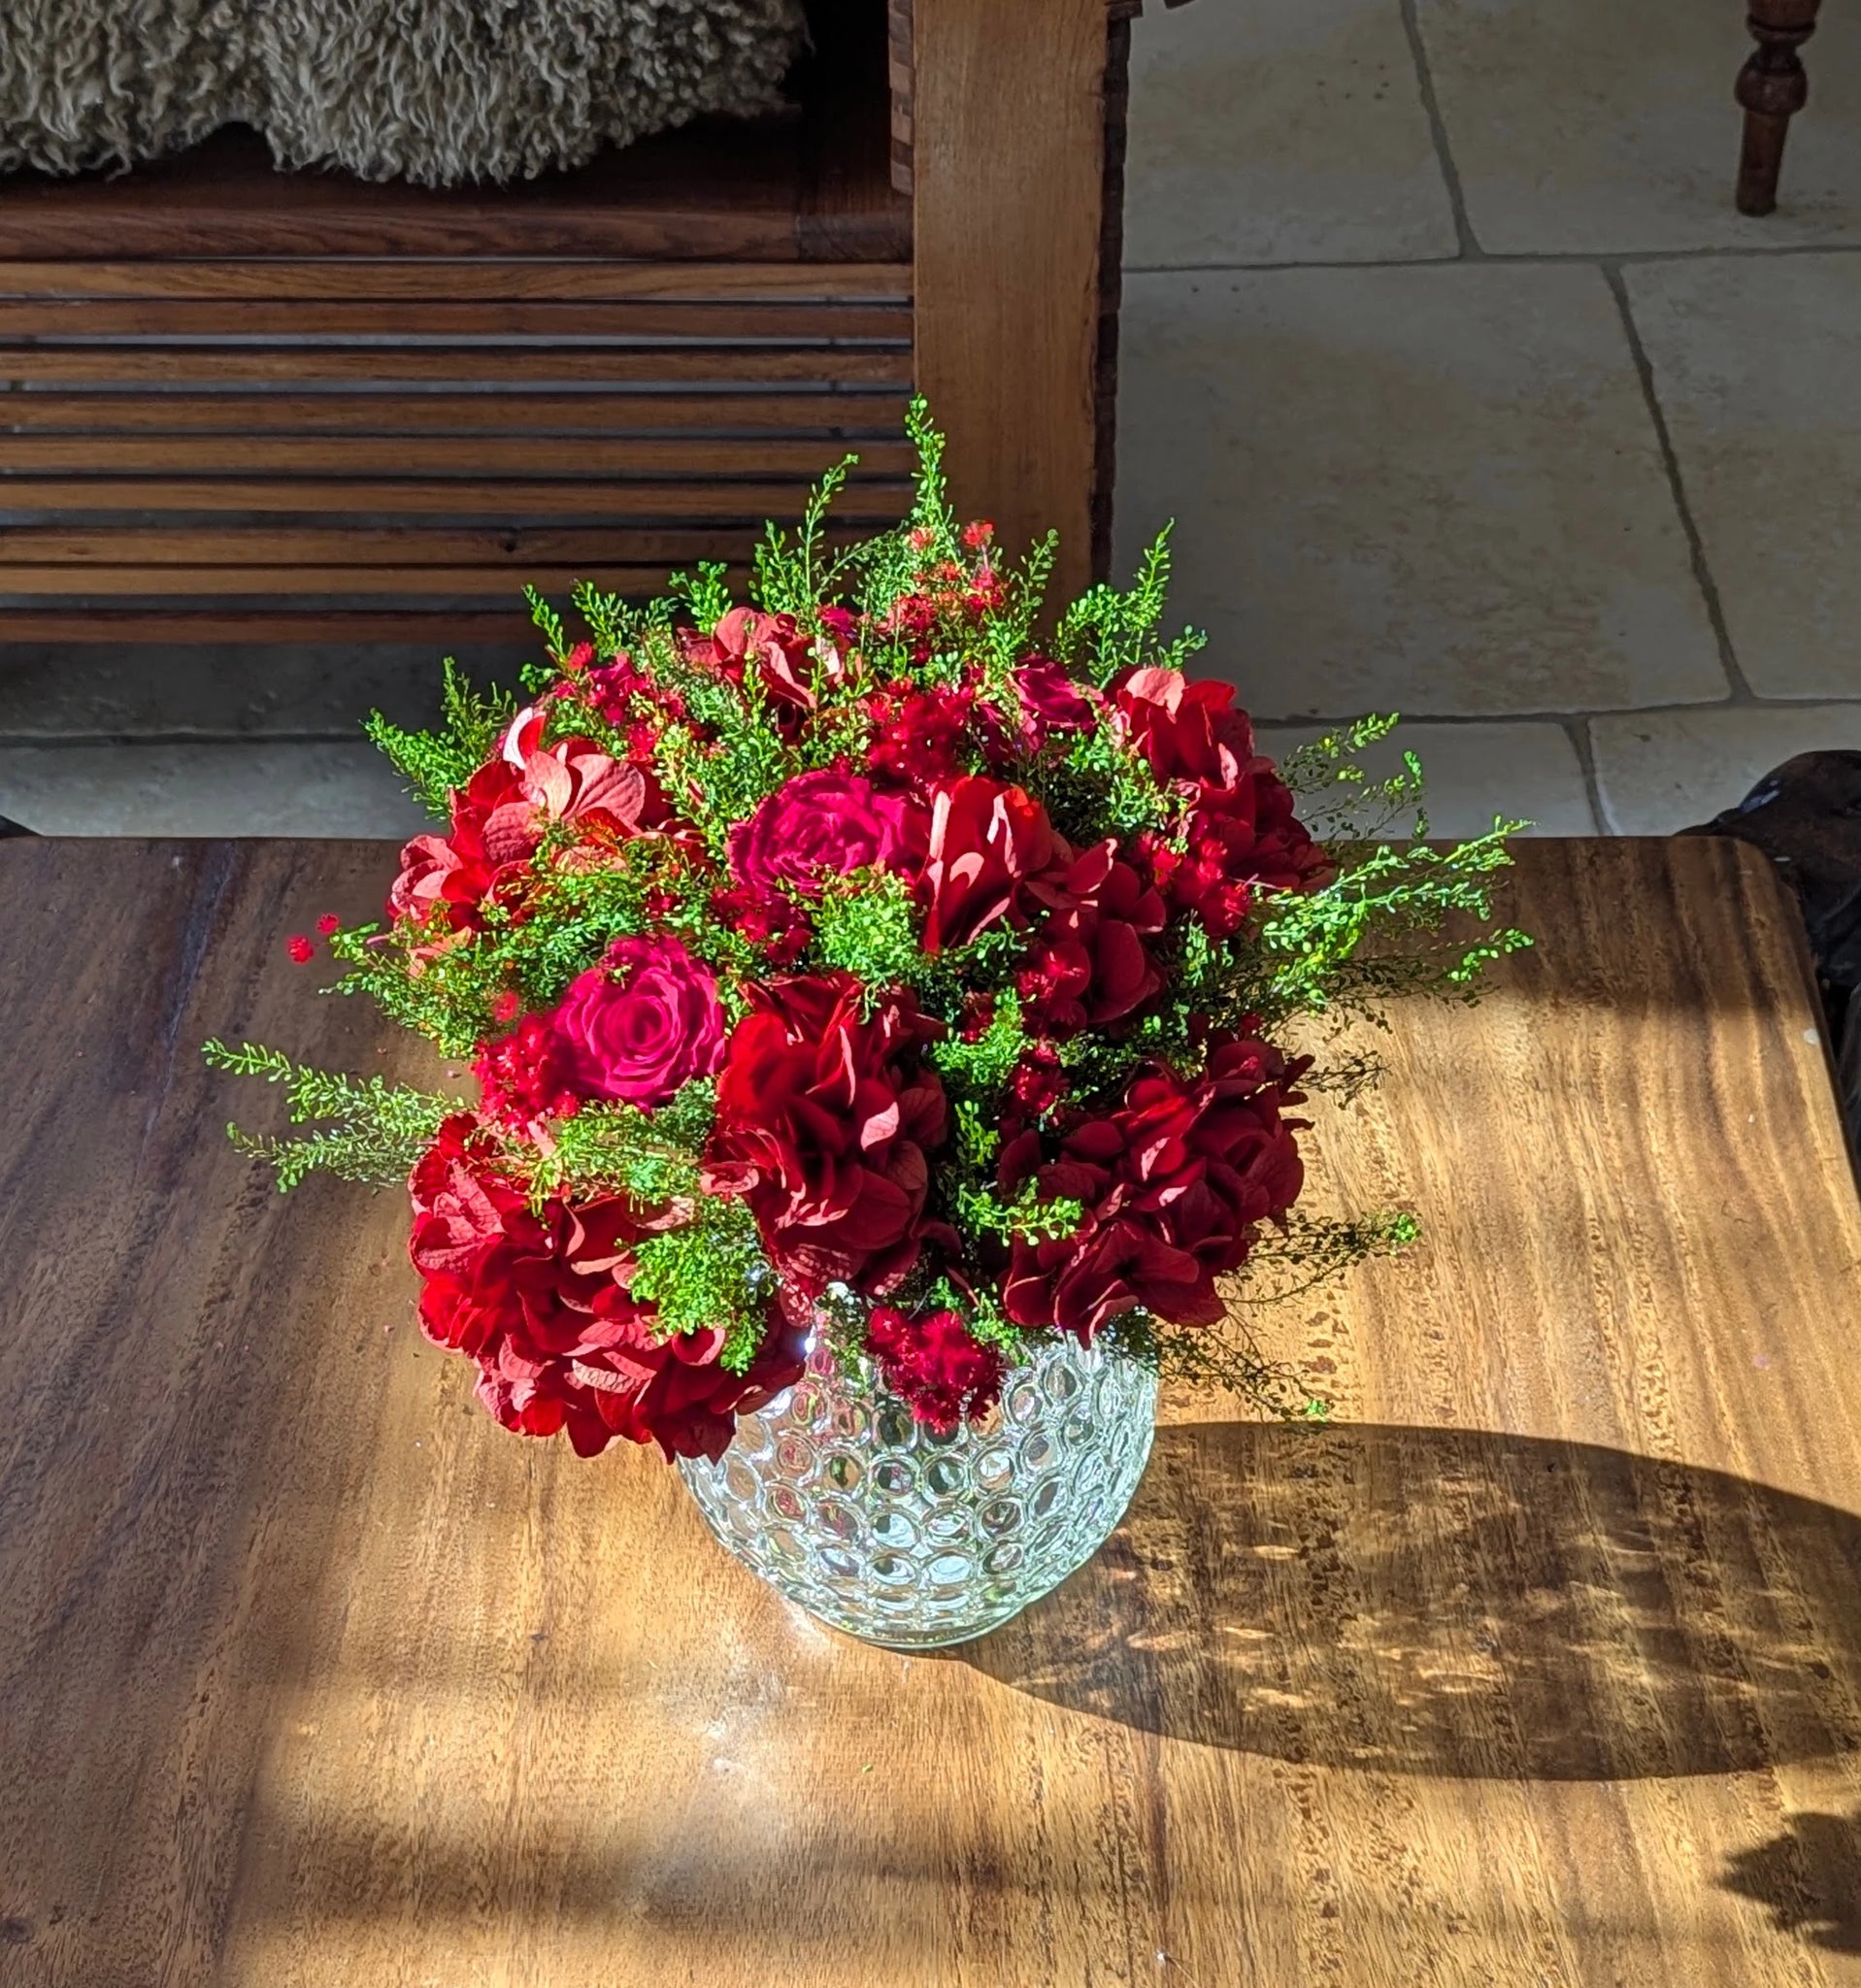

{"left": 678, "top": 1326, "right": 1159, "bottom": 1649}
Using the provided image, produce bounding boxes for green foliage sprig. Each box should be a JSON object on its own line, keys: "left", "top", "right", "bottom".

{"left": 201, "top": 1041, "right": 459, "bottom": 1190}
{"left": 364, "top": 657, "right": 515, "bottom": 821}
{"left": 631, "top": 1208, "right": 773, "bottom": 1373}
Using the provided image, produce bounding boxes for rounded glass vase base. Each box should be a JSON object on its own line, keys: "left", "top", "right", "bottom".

{"left": 679, "top": 1330, "right": 1159, "bottom": 1652}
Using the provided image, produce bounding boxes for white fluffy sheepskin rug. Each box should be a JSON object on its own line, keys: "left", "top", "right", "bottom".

{"left": 0, "top": 0, "right": 807, "bottom": 184}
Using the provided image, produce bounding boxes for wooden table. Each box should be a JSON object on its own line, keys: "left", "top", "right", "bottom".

{"left": 3, "top": 835, "right": 1860, "bottom": 1986}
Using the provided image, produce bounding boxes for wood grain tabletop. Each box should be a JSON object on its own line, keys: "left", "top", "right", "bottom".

{"left": 1, "top": 835, "right": 1858, "bottom": 1987}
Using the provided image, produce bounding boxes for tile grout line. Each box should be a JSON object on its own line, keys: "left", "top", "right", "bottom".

{"left": 1124, "top": 241, "right": 1861, "bottom": 278}
{"left": 1394, "top": 0, "right": 1482, "bottom": 260}
{"left": 1248, "top": 696, "right": 1861, "bottom": 732}
{"left": 1559, "top": 715, "right": 1613, "bottom": 834}
{"left": 1600, "top": 258, "right": 1757, "bottom": 703}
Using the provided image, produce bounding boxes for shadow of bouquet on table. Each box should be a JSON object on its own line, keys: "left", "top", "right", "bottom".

{"left": 964, "top": 1422, "right": 1861, "bottom": 1783}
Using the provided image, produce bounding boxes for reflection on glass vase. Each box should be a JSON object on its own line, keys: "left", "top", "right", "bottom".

{"left": 678, "top": 1324, "right": 1159, "bottom": 1649}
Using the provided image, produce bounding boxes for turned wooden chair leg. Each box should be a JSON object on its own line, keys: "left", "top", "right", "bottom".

{"left": 1736, "top": 0, "right": 1822, "bottom": 215}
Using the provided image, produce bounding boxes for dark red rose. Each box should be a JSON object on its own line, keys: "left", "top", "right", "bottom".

{"left": 996, "top": 1036, "right": 1310, "bottom": 1338}
{"left": 867, "top": 1307, "right": 1006, "bottom": 1434}
{"left": 548, "top": 933, "right": 726, "bottom": 1111}
{"left": 1015, "top": 839, "right": 1166, "bottom": 1035}
{"left": 409, "top": 1118, "right": 803, "bottom": 1461}
{"left": 704, "top": 974, "right": 953, "bottom": 1298}
{"left": 728, "top": 768, "right": 930, "bottom": 901}
{"left": 919, "top": 776, "right": 1073, "bottom": 953}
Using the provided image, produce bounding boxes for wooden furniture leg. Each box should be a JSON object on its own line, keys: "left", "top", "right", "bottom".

{"left": 1736, "top": 0, "right": 1823, "bottom": 215}
{"left": 912, "top": 0, "right": 1112, "bottom": 604}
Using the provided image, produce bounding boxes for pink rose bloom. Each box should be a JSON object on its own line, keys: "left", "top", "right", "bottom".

{"left": 548, "top": 934, "right": 726, "bottom": 1111}
{"left": 728, "top": 769, "right": 929, "bottom": 900}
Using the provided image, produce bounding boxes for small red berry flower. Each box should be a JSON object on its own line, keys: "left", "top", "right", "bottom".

{"left": 285, "top": 935, "right": 316, "bottom": 964}
{"left": 316, "top": 913, "right": 341, "bottom": 936}
{"left": 488, "top": 988, "right": 522, "bottom": 1024}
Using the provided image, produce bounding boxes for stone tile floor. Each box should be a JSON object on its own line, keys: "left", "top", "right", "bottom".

{"left": 1115, "top": 0, "right": 1861, "bottom": 839}
{"left": 1, "top": 0, "right": 1859, "bottom": 836}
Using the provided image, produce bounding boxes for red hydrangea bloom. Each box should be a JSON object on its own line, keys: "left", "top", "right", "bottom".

{"left": 709, "top": 881, "right": 813, "bottom": 965}
{"left": 866, "top": 680, "right": 975, "bottom": 785}
{"left": 704, "top": 974, "right": 953, "bottom": 1298}
{"left": 409, "top": 1116, "right": 803, "bottom": 1461}
{"left": 919, "top": 776, "right": 1074, "bottom": 953}
{"left": 547, "top": 933, "right": 726, "bottom": 1112}
{"left": 1015, "top": 840, "right": 1166, "bottom": 1035}
{"left": 1007, "top": 1043, "right": 1066, "bottom": 1120}
{"left": 475, "top": 1015, "right": 582, "bottom": 1129}
{"left": 1114, "top": 666, "right": 1331, "bottom": 934}
{"left": 996, "top": 1036, "right": 1310, "bottom": 1339}
{"left": 867, "top": 1307, "right": 1006, "bottom": 1435}
{"left": 728, "top": 768, "right": 929, "bottom": 902}
{"left": 569, "top": 651, "right": 660, "bottom": 731}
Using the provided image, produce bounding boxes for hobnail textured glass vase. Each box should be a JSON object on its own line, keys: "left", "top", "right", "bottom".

{"left": 678, "top": 1327, "right": 1158, "bottom": 1649}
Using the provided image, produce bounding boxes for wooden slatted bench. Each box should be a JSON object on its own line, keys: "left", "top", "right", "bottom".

{"left": 0, "top": 0, "right": 1160, "bottom": 647}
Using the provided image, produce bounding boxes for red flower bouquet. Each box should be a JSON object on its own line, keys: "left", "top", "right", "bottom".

{"left": 209, "top": 409, "right": 1524, "bottom": 1467}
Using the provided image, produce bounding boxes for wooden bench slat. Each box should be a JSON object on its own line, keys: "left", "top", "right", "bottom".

{"left": 0, "top": 526, "right": 803, "bottom": 566}
{"left": 0, "top": 392, "right": 913, "bottom": 435}
{"left": 0, "top": 434, "right": 915, "bottom": 475}
{"left": 0, "top": 261, "right": 912, "bottom": 303}
{"left": 0, "top": 608, "right": 542, "bottom": 641}
{"left": 0, "top": 564, "right": 734, "bottom": 597}
{"left": 0, "top": 477, "right": 914, "bottom": 517}
{"left": 0, "top": 346, "right": 915, "bottom": 384}
{"left": 0, "top": 87, "right": 908, "bottom": 261}
{"left": 0, "top": 299, "right": 913, "bottom": 338}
